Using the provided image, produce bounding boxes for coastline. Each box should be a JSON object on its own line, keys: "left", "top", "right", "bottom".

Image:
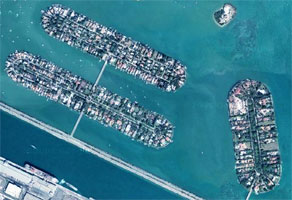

{"left": 0, "top": 157, "right": 90, "bottom": 199}
{"left": 0, "top": 101, "right": 203, "bottom": 200}
{"left": 1, "top": 1, "right": 291, "bottom": 199}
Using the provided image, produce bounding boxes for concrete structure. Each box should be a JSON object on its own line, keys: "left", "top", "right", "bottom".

{"left": 0, "top": 102, "right": 203, "bottom": 200}
{"left": 6, "top": 51, "right": 174, "bottom": 149}
{"left": 0, "top": 157, "right": 90, "bottom": 200}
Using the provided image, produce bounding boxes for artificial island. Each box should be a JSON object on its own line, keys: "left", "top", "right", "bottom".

{"left": 213, "top": 3, "right": 236, "bottom": 27}
{"left": 41, "top": 4, "right": 186, "bottom": 92}
{"left": 6, "top": 51, "right": 174, "bottom": 149}
{"left": 227, "top": 79, "right": 281, "bottom": 195}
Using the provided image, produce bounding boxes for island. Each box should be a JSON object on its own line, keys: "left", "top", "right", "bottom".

{"left": 0, "top": 102, "right": 203, "bottom": 200}
{"left": 227, "top": 79, "right": 281, "bottom": 194}
{"left": 41, "top": 4, "right": 186, "bottom": 92}
{"left": 213, "top": 3, "right": 236, "bottom": 27}
{"left": 6, "top": 51, "right": 174, "bottom": 149}
{"left": 0, "top": 157, "right": 90, "bottom": 199}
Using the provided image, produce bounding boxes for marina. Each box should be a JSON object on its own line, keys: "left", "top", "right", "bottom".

{"left": 5, "top": 51, "right": 174, "bottom": 149}
{"left": 41, "top": 4, "right": 186, "bottom": 92}
{"left": 227, "top": 79, "right": 281, "bottom": 194}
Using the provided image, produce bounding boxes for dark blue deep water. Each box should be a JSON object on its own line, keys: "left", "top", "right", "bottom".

{"left": 1, "top": 0, "right": 291, "bottom": 199}
{"left": 0, "top": 111, "right": 179, "bottom": 199}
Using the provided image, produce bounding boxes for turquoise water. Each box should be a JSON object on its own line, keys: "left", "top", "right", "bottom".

{"left": 1, "top": 0, "right": 291, "bottom": 199}
{"left": 0, "top": 111, "right": 178, "bottom": 199}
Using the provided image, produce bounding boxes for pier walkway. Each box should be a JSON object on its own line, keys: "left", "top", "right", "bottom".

{"left": 0, "top": 101, "right": 203, "bottom": 200}
{"left": 70, "top": 60, "right": 108, "bottom": 137}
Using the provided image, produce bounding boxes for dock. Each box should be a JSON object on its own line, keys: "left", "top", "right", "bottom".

{"left": 0, "top": 156, "right": 89, "bottom": 200}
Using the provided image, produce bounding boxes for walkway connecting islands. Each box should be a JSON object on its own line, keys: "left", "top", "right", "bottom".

{"left": 70, "top": 60, "right": 108, "bottom": 137}
{"left": 0, "top": 101, "right": 203, "bottom": 200}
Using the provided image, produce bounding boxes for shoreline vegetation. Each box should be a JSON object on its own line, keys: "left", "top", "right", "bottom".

{"left": 0, "top": 101, "right": 203, "bottom": 200}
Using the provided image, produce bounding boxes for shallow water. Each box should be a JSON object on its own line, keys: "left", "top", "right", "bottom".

{"left": 0, "top": 111, "right": 179, "bottom": 199}
{"left": 1, "top": 0, "right": 291, "bottom": 199}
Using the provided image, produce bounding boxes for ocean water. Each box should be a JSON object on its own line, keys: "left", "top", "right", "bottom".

{"left": 0, "top": 111, "right": 179, "bottom": 199}
{"left": 1, "top": 0, "right": 291, "bottom": 199}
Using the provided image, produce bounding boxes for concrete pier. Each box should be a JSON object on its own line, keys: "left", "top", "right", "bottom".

{"left": 0, "top": 157, "right": 89, "bottom": 200}
{"left": 0, "top": 101, "right": 203, "bottom": 200}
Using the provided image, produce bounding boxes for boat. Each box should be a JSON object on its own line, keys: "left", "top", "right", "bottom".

{"left": 227, "top": 79, "right": 281, "bottom": 194}
{"left": 24, "top": 162, "right": 59, "bottom": 184}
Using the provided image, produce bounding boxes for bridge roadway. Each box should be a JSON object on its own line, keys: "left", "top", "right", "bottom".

{"left": 70, "top": 60, "right": 108, "bottom": 137}
{"left": 93, "top": 60, "right": 108, "bottom": 88}
{"left": 0, "top": 101, "right": 203, "bottom": 200}
{"left": 0, "top": 157, "right": 89, "bottom": 200}
{"left": 64, "top": 18, "right": 170, "bottom": 83}
{"left": 70, "top": 112, "right": 84, "bottom": 137}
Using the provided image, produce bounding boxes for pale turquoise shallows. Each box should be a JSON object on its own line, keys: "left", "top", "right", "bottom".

{"left": 1, "top": 0, "right": 291, "bottom": 199}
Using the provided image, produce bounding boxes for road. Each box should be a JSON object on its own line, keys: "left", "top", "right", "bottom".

{"left": 0, "top": 101, "right": 203, "bottom": 200}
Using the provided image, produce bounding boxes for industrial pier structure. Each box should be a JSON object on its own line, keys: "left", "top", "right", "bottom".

{"left": 0, "top": 102, "right": 203, "bottom": 200}
{"left": 0, "top": 157, "right": 90, "bottom": 200}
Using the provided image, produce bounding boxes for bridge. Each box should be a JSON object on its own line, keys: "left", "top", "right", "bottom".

{"left": 0, "top": 101, "right": 203, "bottom": 200}
{"left": 70, "top": 60, "right": 108, "bottom": 137}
